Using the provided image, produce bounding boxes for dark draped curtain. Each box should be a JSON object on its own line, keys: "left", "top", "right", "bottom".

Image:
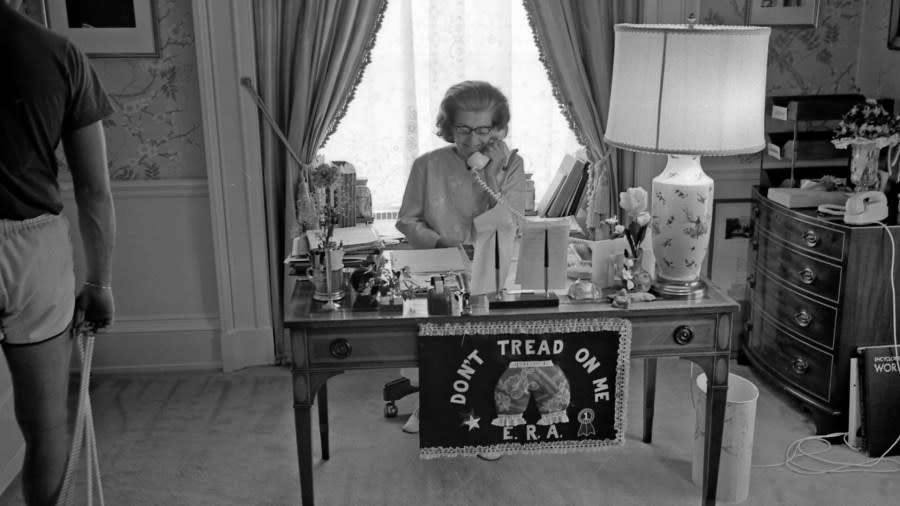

{"left": 253, "top": 0, "right": 387, "bottom": 362}
{"left": 523, "top": 0, "right": 640, "bottom": 237}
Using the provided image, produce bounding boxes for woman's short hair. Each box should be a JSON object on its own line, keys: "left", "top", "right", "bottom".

{"left": 435, "top": 81, "right": 511, "bottom": 143}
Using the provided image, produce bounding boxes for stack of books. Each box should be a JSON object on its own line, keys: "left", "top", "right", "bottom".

{"left": 536, "top": 153, "right": 592, "bottom": 218}
{"left": 848, "top": 345, "right": 900, "bottom": 457}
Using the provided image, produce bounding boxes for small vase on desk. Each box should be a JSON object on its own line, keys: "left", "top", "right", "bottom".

{"left": 307, "top": 248, "right": 345, "bottom": 306}
{"left": 850, "top": 141, "right": 882, "bottom": 192}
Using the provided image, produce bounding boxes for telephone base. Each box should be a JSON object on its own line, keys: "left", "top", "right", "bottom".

{"left": 489, "top": 292, "right": 560, "bottom": 309}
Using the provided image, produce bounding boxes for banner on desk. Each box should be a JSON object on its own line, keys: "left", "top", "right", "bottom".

{"left": 417, "top": 318, "right": 631, "bottom": 459}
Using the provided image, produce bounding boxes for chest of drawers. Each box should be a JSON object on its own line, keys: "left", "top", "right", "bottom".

{"left": 745, "top": 186, "right": 900, "bottom": 434}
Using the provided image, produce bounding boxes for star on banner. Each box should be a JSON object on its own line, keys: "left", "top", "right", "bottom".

{"left": 462, "top": 413, "right": 481, "bottom": 431}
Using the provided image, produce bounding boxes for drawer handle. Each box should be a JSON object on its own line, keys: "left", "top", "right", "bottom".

{"left": 798, "top": 267, "right": 816, "bottom": 285}
{"left": 791, "top": 357, "right": 809, "bottom": 375}
{"left": 329, "top": 338, "right": 353, "bottom": 359}
{"left": 794, "top": 310, "right": 813, "bottom": 328}
{"left": 802, "top": 230, "right": 819, "bottom": 248}
{"left": 672, "top": 325, "right": 694, "bottom": 345}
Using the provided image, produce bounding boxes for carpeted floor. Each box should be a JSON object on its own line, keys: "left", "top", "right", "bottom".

{"left": 1, "top": 359, "right": 898, "bottom": 506}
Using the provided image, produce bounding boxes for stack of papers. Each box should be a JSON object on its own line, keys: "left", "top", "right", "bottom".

{"left": 305, "top": 225, "right": 383, "bottom": 253}
{"left": 388, "top": 247, "right": 470, "bottom": 274}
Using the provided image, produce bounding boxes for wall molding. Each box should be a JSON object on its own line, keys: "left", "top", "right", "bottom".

{"left": 193, "top": 0, "right": 275, "bottom": 372}
{"left": 109, "top": 313, "right": 220, "bottom": 333}
{"left": 59, "top": 178, "right": 209, "bottom": 198}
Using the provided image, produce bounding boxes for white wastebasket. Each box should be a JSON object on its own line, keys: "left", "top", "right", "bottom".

{"left": 691, "top": 372, "right": 759, "bottom": 504}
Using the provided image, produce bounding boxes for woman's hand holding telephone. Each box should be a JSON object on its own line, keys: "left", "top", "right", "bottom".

{"left": 466, "top": 138, "right": 515, "bottom": 193}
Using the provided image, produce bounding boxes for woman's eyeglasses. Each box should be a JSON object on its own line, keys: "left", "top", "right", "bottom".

{"left": 453, "top": 124, "right": 494, "bottom": 136}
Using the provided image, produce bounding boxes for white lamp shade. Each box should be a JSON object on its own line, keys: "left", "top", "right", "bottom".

{"left": 604, "top": 24, "right": 771, "bottom": 156}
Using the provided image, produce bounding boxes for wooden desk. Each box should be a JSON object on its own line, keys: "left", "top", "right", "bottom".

{"left": 285, "top": 279, "right": 738, "bottom": 505}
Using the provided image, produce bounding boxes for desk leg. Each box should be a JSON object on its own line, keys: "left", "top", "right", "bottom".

{"left": 685, "top": 355, "right": 728, "bottom": 506}
{"left": 643, "top": 358, "right": 657, "bottom": 443}
{"left": 318, "top": 383, "right": 329, "bottom": 460}
{"left": 293, "top": 370, "right": 342, "bottom": 506}
{"left": 294, "top": 401, "right": 314, "bottom": 506}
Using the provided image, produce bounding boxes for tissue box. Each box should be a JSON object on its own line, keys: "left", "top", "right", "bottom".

{"left": 767, "top": 188, "right": 849, "bottom": 208}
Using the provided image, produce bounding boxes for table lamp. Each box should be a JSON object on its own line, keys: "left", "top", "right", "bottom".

{"left": 604, "top": 22, "right": 771, "bottom": 298}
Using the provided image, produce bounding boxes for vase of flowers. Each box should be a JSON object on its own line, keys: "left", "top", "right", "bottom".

{"left": 598, "top": 187, "right": 654, "bottom": 292}
{"left": 832, "top": 99, "right": 900, "bottom": 193}
{"left": 307, "top": 161, "right": 346, "bottom": 308}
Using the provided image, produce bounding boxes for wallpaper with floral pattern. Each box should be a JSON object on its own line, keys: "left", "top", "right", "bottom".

{"left": 701, "top": 0, "right": 864, "bottom": 95}
{"left": 22, "top": 0, "right": 205, "bottom": 180}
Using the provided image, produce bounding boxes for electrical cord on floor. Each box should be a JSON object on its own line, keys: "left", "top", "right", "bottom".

{"left": 753, "top": 222, "right": 900, "bottom": 475}
{"left": 691, "top": 222, "right": 900, "bottom": 476}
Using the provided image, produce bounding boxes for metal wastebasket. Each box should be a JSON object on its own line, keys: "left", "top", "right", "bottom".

{"left": 692, "top": 372, "right": 759, "bottom": 504}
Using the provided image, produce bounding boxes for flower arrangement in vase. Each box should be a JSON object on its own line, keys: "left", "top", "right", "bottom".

{"left": 307, "top": 161, "right": 347, "bottom": 309}
{"left": 602, "top": 187, "right": 654, "bottom": 294}
{"left": 832, "top": 99, "right": 900, "bottom": 192}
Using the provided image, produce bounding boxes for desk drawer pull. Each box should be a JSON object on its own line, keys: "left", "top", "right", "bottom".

{"left": 802, "top": 230, "right": 819, "bottom": 248}
{"left": 672, "top": 325, "right": 694, "bottom": 345}
{"left": 798, "top": 268, "right": 816, "bottom": 285}
{"left": 791, "top": 357, "right": 809, "bottom": 375}
{"left": 794, "top": 310, "right": 813, "bottom": 327}
{"left": 329, "top": 338, "right": 352, "bottom": 359}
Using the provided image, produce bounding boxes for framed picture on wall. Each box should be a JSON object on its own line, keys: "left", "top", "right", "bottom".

{"left": 44, "top": 0, "right": 159, "bottom": 57}
{"left": 890, "top": 0, "right": 900, "bottom": 50}
{"left": 746, "top": 0, "right": 821, "bottom": 27}
{"left": 705, "top": 199, "right": 753, "bottom": 303}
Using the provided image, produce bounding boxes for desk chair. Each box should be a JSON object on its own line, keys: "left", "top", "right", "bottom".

{"left": 382, "top": 377, "right": 418, "bottom": 417}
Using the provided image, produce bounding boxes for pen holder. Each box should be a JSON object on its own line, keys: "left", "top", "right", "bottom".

{"left": 307, "top": 249, "right": 346, "bottom": 302}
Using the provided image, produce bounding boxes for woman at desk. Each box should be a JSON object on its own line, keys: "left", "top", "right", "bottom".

{"left": 396, "top": 80, "right": 526, "bottom": 249}
{"left": 395, "top": 81, "right": 527, "bottom": 442}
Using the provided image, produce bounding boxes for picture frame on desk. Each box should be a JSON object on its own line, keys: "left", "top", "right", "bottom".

{"left": 705, "top": 199, "right": 753, "bottom": 353}
{"left": 43, "top": 0, "right": 159, "bottom": 57}
{"left": 746, "top": 0, "right": 820, "bottom": 27}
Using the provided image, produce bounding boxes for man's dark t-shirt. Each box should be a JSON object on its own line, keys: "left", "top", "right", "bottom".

{"left": 0, "top": 4, "right": 114, "bottom": 220}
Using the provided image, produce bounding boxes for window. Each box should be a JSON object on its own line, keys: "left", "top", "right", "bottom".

{"left": 320, "top": 0, "right": 582, "bottom": 212}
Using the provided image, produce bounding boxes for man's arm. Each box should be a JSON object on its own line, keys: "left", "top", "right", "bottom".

{"left": 63, "top": 120, "right": 116, "bottom": 328}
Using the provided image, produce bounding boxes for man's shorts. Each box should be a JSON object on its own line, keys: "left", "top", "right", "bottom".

{"left": 0, "top": 214, "right": 75, "bottom": 345}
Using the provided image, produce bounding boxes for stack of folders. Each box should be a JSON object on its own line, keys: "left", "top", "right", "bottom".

{"left": 848, "top": 345, "right": 900, "bottom": 456}
{"left": 537, "top": 153, "right": 592, "bottom": 218}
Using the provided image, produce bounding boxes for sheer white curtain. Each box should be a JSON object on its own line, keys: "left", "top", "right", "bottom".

{"left": 321, "top": 0, "right": 582, "bottom": 211}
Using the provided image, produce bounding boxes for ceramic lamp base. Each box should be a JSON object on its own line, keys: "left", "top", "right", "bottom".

{"left": 651, "top": 277, "right": 706, "bottom": 299}
{"left": 650, "top": 154, "right": 713, "bottom": 299}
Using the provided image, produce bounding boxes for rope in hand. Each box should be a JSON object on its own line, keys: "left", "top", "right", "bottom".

{"left": 56, "top": 319, "right": 104, "bottom": 506}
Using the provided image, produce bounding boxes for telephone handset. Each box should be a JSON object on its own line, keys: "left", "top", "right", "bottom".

{"left": 817, "top": 191, "right": 888, "bottom": 225}
{"left": 466, "top": 143, "right": 525, "bottom": 220}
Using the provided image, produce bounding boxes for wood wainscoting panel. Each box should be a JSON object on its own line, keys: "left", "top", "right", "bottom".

{"left": 60, "top": 179, "right": 224, "bottom": 372}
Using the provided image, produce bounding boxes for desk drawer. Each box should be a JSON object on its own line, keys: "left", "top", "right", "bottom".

{"left": 630, "top": 317, "right": 718, "bottom": 353}
{"left": 308, "top": 327, "right": 417, "bottom": 366}
{"left": 756, "top": 230, "right": 842, "bottom": 303}
{"left": 754, "top": 269, "right": 838, "bottom": 350}
{"left": 748, "top": 312, "right": 833, "bottom": 402}
{"left": 756, "top": 199, "right": 845, "bottom": 261}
